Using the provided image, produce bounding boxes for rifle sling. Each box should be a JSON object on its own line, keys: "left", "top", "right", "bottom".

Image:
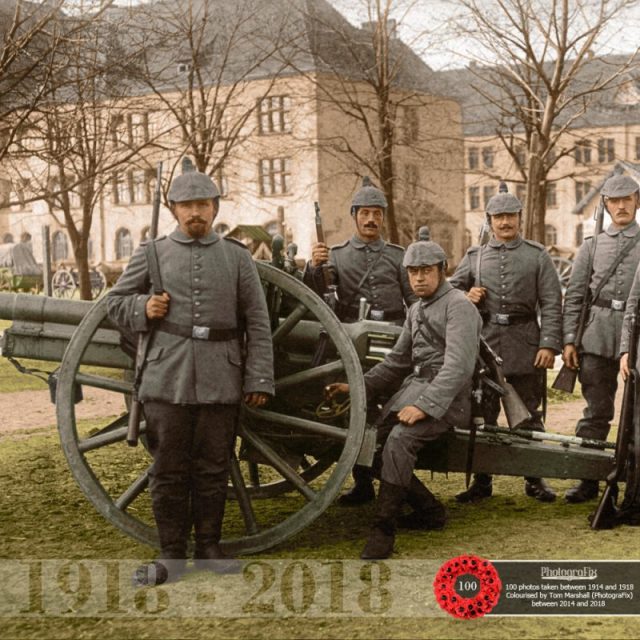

{"left": 338, "top": 250, "right": 384, "bottom": 312}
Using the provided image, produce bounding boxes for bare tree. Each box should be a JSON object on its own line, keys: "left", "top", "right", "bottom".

{"left": 122, "top": 0, "right": 292, "bottom": 190}
{"left": 286, "top": 0, "right": 462, "bottom": 246}
{"left": 457, "top": 0, "right": 639, "bottom": 242}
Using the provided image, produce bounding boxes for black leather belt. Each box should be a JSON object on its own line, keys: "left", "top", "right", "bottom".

{"left": 158, "top": 321, "right": 239, "bottom": 341}
{"left": 484, "top": 312, "right": 537, "bottom": 326}
{"left": 412, "top": 364, "right": 438, "bottom": 379}
{"left": 592, "top": 297, "right": 626, "bottom": 311}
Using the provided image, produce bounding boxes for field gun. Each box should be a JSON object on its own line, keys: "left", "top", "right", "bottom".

{"left": 0, "top": 263, "right": 617, "bottom": 555}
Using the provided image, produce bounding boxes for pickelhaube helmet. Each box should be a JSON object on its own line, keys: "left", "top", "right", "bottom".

{"left": 485, "top": 181, "right": 522, "bottom": 215}
{"left": 403, "top": 240, "right": 448, "bottom": 267}
{"left": 350, "top": 176, "right": 388, "bottom": 215}
{"left": 601, "top": 174, "right": 640, "bottom": 198}
{"left": 168, "top": 169, "right": 220, "bottom": 203}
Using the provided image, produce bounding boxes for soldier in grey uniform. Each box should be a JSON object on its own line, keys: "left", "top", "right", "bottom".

{"left": 327, "top": 241, "right": 481, "bottom": 559}
{"left": 563, "top": 174, "right": 640, "bottom": 503}
{"left": 107, "top": 171, "right": 274, "bottom": 586}
{"left": 450, "top": 189, "right": 562, "bottom": 503}
{"left": 305, "top": 177, "right": 417, "bottom": 505}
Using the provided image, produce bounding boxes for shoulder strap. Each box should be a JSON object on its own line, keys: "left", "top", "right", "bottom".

{"left": 339, "top": 250, "right": 384, "bottom": 310}
{"left": 144, "top": 240, "right": 164, "bottom": 295}
{"left": 417, "top": 303, "right": 446, "bottom": 354}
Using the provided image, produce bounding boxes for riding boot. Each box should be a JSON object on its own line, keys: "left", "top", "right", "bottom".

{"left": 397, "top": 474, "right": 446, "bottom": 530}
{"left": 360, "top": 481, "right": 406, "bottom": 560}
{"left": 455, "top": 473, "right": 493, "bottom": 503}
{"left": 193, "top": 492, "right": 242, "bottom": 575}
{"left": 133, "top": 493, "right": 189, "bottom": 587}
{"left": 524, "top": 477, "right": 557, "bottom": 502}
{"left": 338, "top": 465, "right": 376, "bottom": 506}
{"left": 565, "top": 479, "right": 599, "bottom": 503}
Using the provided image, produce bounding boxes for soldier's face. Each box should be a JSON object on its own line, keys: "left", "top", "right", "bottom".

{"left": 490, "top": 212, "right": 520, "bottom": 242}
{"left": 172, "top": 199, "right": 218, "bottom": 238}
{"left": 605, "top": 193, "right": 639, "bottom": 228}
{"left": 354, "top": 207, "right": 384, "bottom": 242}
{"left": 407, "top": 264, "right": 443, "bottom": 298}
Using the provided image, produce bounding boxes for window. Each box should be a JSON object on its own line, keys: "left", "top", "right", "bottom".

{"left": 258, "top": 96, "right": 290, "bottom": 134}
{"left": 468, "top": 147, "right": 479, "bottom": 169}
{"left": 483, "top": 185, "right": 495, "bottom": 208}
{"left": 214, "top": 223, "right": 229, "bottom": 237}
{"left": 464, "top": 228, "right": 472, "bottom": 251}
{"left": 468, "top": 186, "right": 480, "bottom": 210}
{"left": 482, "top": 146, "right": 494, "bottom": 168}
{"left": 115, "top": 228, "right": 133, "bottom": 260}
{"left": 259, "top": 157, "right": 291, "bottom": 196}
{"left": 545, "top": 224, "right": 557, "bottom": 246}
{"left": 399, "top": 106, "right": 419, "bottom": 145}
{"left": 52, "top": 231, "right": 68, "bottom": 262}
{"left": 69, "top": 189, "right": 82, "bottom": 209}
{"left": 131, "top": 170, "right": 148, "bottom": 204}
{"left": 215, "top": 165, "right": 229, "bottom": 198}
{"left": 597, "top": 138, "right": 615, "bottom": 163}
{"left": 515, "top": 145, "right": 527, "bottom": 167}
{"left": 177, "top": 62, "right": 191, "bottom": 74}
{"left": 575, "top": 180, "right": 591, "bottom": 203}
{"left": 129, "top": 113, "right": 148, "bottom": 147}
{"left": 574, "top": 140, "right": 592, "bottom": 164}
{"left": 546, "top": 183, "right": 557, "bottom": 208}
{"left": 575, "top": 223, "right": 584, "bottom": 247}
{"left": 516, "top": 184, "right": 527, "bottom": 203}
{"left": 405, "top": 163, "right": 419, "bottom": 198}
{"left": 2, "top": 233, "right": 13, "bottom": 243}
{"left": 636, "top": 137, "right": 640, "bottom": 161}
{"left": 112, "top": 173, "right": 129, "bottom": 205}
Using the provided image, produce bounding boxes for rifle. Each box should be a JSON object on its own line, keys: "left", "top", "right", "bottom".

{"left": 553, "top": 196, "right": 605, "bottom": 393}
{"left": 127, "top": 162, "right": 163, "bottom": 446}
{"left": 314, "top": 201, "right": 335, "bottom": 297}
{"left": 590, "top": 306, "right": 640, "bottom": 529}
{"left": 479, "top": 336, "right": 531, "bottom": 429}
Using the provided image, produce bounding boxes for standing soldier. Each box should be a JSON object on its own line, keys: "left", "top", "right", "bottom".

{"left": 108, "top": 171, "right": 274, "bottom": 586}
{"left": 449, "top": 187, "right": 562, "bottom": 503}
{"left": 562, "top": 174, "right": 640, "bottom": 503}
{"left": 304, "top": 177, "right": 417, "bottom": 505}
{"left": 326, "top": 241, "right": 482, "bottom": 558}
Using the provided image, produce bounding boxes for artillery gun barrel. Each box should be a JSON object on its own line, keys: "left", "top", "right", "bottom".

{"left": 0, "top": 293, "right": 97, "bottom": 326}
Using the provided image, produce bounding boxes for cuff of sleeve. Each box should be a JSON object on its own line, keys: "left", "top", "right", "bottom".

{"left": 414, "top": 395, "right": 446, "bottom": 420}
{"left": 539, "top": 336, "right": 561, "bottom": 352}
{"left": 243, "top": 377, "right": 275, "bottom": 396}
{"left": 133, "top": 295, "right": 151, "bottom": 331}
{"left": 563, "top": 333, "right": 576, "bottom": 345}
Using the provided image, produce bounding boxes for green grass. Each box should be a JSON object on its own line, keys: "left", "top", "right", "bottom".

{"left": 1, "top": 424, "right": 639, "bottom": 639}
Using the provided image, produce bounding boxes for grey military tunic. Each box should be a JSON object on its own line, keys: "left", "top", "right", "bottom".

{"left": 305, "top": 235, "right": 417, "bottom": 321}
{"left": 107, "top": 228, "right": 274, "bottom": 404}
{"left": 449, "top": 235, "right": 562, "bottom": 376}
{"left": 620, "top": 260, "right": 640, "bottom": 368}
{"left": 363, "top": 281, "right": 482, "bottom": 486}
{"left": 564, "top": 221, "right": 640, "bottom": 358}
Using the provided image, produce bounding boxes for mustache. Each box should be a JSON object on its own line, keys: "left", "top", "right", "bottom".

{"left": 187, "top": 217, "right": 207, "bottom": 224}
{"left": 364, "top": 223, "right": 378, "bottom": 228}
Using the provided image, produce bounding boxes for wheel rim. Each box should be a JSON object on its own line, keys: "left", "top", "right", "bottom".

{"left": 52, "top": 268, "right": 76, "bottom": 298}
{"left": 56, "top": 262, "right": 367, "bottom": 555}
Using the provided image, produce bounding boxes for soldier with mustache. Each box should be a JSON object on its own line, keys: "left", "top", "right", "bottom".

{"left": 304, "top": 177, "right": 417, "bottom": 506}
{"left": 449, "top": 186, "right": 562, "bottom": 503}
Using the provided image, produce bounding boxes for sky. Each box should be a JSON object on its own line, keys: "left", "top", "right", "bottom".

{"left": 331, "top": 0, "right": 640, "bottom": 70}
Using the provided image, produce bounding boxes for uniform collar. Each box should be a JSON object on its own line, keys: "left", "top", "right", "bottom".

{"left": 487, "top": 234, "right": 523, "bottom": 249}
{"left": 420, "top": 280, "right": 452, "bottom": 306}
{"left": 349, "top": 235, "right": 385, "bottom": 251}
{"left": 605, "top": 220, "right": 639, "bottom": 238}
{"left": 169, "top": 227, "right": 220, "bottom": 245}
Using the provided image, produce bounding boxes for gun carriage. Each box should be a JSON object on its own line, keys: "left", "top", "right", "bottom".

{"left": 0, "top": 256, "right": 617, "bottom": 555}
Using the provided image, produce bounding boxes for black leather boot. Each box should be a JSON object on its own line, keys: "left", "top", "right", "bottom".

{"left": 397, "top": 475, "right": 446, "bottom": 530}
{"left": 193, "top": 492, "right": 242, "bottom": 575}
{"left": 525, "top": 477, "right": 556, "bottom": 502}
{"left": 338, "top": 465, "right": 375, "bottom": 506}
{"left": 133, "top": 495, "right": 189, "bottom": 587}
{"left": 565, "top": 479, "right": 599, "bottom": 503}
{"left": 455, "top": 473, "right": 493, "bottom": 503}
{"left": 360, "top": 481, "right": 406, "bottom": 560}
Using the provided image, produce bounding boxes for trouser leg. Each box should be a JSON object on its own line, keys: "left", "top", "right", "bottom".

{"left": 576, "top": 354, "right": 618, "bottom": 441}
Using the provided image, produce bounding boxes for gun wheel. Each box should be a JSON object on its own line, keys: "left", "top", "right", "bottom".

{"left": 55, "top": 263, "right": 366, "bottom": 555}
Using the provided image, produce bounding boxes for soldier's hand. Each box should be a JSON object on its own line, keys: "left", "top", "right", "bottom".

{"left": 244, "top": 392, "right": 269, "bottom": 407}
{"left": 466, "top": 287, "right": 487, "bottom": 305}
{"left": 325, "top": 382, "right": 349, "bottom": 400}
{"left": 562, "top": 344, "right": 580, "bottom": 370}
{"left": 397, "top": 405, "right": 427, "bottom": 425}
{"left": 311, "top": 242, "right": 330, "bottom": 267}
{"left": 146, "top": 292, "right": 170, "bottom": 320}
{"left": 620, "top": 353, "right": 630, "bottom": 382}
{"left": 534, "top": 348, "right": 556, "bottom": 369}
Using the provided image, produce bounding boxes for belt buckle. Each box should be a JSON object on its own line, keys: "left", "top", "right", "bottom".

{"left": 192, "top": 325, "right": 210, "bottom": 340}
{"left": 612, "top": 299, "right": 625, "bottom": 311}
{"left": 495, "top": 313, "right": 510, "bottom": 325}
{"left": 370, "top": 309, "right": 385, "bottom": 321}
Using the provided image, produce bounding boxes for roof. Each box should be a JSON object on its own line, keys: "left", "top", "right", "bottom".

{"left": 572, "top": 160, "right": 640, "bottom": 214}
{"left": 434, "top": 53, "right": 640, "bottom": 137}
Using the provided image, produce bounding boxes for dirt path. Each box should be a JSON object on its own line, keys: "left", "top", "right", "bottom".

{"left": 0, "top": 386, "right": 126, "bottom": 435}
